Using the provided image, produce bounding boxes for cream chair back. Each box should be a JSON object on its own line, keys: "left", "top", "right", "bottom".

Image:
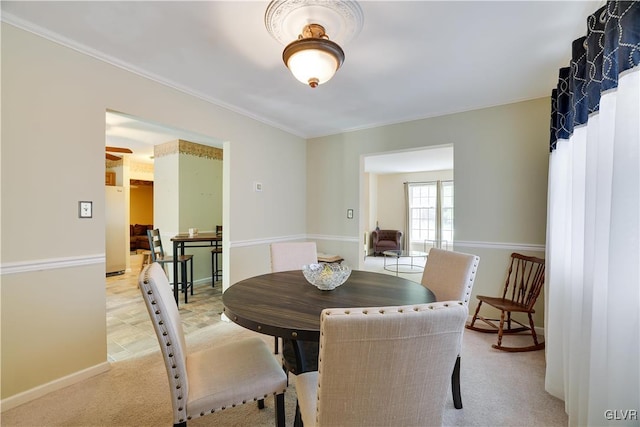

{"left": 270, "top": 241, "right": 319, "bottom": 359}
{"left": 270, "top": 242, "right": 318, "bottom": 272}
{"left": 421, "top": 248, "right": 480, "bottom": 305}
{"left": 138, "top": 262, "right": 189, "bottom": 424}
{"left": 420, "top": 248, "right": 480, "bottom": 410}
{"left": 296, "top": 302, "right": 467, "bottom": 426}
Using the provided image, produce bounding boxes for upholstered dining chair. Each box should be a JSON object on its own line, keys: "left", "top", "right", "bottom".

{"left": 295, "top": 302, "right": 468, "bottom": 427}
{"left": 269, "top": 241, "right": 318, "bottom": 359}
{"left": 270, "top": 241, "right": 318, "bottom": 273}
{"left": 467, "top": 252, "right": 545, "bottom": 352}
{"left": 139, "top": 263, "right": 287, "bottom": 427}
{"left": 420, "top": 248, "right": 480, "bottom": 409}
{"left": 147, "top": 228, "right": 194, "bottom": 303}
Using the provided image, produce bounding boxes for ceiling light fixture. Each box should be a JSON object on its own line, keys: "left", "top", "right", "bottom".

{"left": 283, "top": 23, "right": 344, "bottom": 88}
{"left": 265, "top": 0, "right": 363, "bottom": 89}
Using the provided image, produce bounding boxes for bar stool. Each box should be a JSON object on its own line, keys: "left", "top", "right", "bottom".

{"left": 139, "top": 250, "right": 152, "bottom": 272}
{"left": 211, "top": 225, "right": 222, "bottom": 286}
{"left": 147, "top": 228, "right": 194, "bottom": 303}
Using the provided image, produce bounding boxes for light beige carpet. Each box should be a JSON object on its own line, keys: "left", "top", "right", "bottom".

{"left": 2, "top": 320, "right": 567, "bottom": 426}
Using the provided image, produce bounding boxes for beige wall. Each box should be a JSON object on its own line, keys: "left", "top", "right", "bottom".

{"left": 0, "top": 23, "right": 306, "bottom": 403}
{"left": 0, "top": 265, "right": 107, "bottom": 397}
{"left": 179, "top": 148, "right": 223, "bottom": 283}
{"left": 178, "top": 150, "right": 222, "bottom": 234}
{"left": 307, "top": 98, "right": 549, "bottom": 325}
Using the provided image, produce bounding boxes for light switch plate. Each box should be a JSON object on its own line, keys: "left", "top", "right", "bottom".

{"left": 79, "top": 201, "right": 92, "bottom": 218}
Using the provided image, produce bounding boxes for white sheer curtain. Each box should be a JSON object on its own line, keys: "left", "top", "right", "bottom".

{"left": 545, "top": 2, "right": 640, "bottom": 425}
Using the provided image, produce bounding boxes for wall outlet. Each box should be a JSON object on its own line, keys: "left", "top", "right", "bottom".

{"left": 254, "top": 182, "right": 263, "bottom": 192}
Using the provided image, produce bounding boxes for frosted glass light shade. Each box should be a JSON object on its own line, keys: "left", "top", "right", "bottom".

{"left": 287, "top": 49, "right": 339, "bottom": 86}
{"left": 283, "top": 38, "right": 344, "bottom": 88}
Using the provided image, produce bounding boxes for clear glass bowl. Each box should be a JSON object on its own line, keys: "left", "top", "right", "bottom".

{"left": 302, "top": 263, "right": 352, "bottom": 291}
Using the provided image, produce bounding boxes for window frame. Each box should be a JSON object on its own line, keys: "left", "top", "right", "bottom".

{"left": 407, "top": 180, "right": 453, "bottom": 249}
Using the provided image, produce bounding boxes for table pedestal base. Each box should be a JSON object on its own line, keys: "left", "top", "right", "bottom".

{"left": 282, "top": 339, "right": 318, "bottom": 374}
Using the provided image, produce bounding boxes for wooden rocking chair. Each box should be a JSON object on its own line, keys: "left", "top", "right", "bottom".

{"left": 466, "top": 253, "right": 545, "bottom": 352}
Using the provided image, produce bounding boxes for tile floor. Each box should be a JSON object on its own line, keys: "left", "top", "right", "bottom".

{"left": 106, "top": 254, "right": 225, "bottom": 361}
{"left": 105, "top": 253, "right": 425, "bottom": 362}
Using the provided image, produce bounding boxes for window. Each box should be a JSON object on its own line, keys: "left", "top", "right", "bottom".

{"left": 408, "top": 180, "right": 453, "bottom": 248}
{"left": 441, "top": 181, "right": 454, "bottom": 243}
{"left": 409, "top": 183, "right": 437, "bottom": 241}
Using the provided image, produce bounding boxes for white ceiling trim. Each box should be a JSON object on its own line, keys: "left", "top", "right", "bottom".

{"left": 1, "top": 12, "right": 306, "bottom": 138}
{"left": 2, "top": 9, "right": 552, "bottom": 141}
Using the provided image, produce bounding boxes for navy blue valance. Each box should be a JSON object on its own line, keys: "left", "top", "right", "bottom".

{"left": 550, "top": 1, "right": 640, "bottom": 151}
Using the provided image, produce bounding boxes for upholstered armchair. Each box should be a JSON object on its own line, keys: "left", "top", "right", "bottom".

{"left": 371, "top": 229, "right": 403, "bottom": 255}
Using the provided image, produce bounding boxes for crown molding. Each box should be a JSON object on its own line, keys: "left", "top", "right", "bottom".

{"left": 1, "top": 13, "right": 307, "bottom": 139}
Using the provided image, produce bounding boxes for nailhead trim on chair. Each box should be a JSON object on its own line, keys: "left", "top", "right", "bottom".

{"left": 463, "top": 257, "right": 480, "bottom": 306}
{"left": 142, "top": 265, "right": 288, "bottom": 424}
{"left": 142, "top": 267, "right": 187, "bottom": 423}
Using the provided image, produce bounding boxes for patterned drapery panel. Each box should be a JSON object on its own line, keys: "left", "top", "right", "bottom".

{"left": 550, "top": 1, "right": 640, "bottom": 152}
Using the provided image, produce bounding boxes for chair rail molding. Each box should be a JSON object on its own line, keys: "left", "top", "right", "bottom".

{"left": 0, "top": 254, "right": 105, "bottom": 275}
{"left": 230, "top": 234, "right": 308, "bottom": 248}
{"left": 0, "top": 240, "right": 544, "bottom": 275}
{"left": 454, "top": 240, "right": 544, "bottom": 252}
{"left": 307, "top": 234, "right": 360, "bottom": 243}
{"left": 230, "top": 237, "right": 543, "bottom": 251}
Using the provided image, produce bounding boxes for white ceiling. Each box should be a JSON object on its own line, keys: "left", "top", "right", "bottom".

{"left": 2, "top": 0, "right": 600, "bottom": 170}
{"left": 364, "top": 146, "right": 453, "bottom": 174}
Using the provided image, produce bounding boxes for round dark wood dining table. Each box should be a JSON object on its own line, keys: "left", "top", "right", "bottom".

{"left": 223, "top": 269, "right": 436, "bottom": 372}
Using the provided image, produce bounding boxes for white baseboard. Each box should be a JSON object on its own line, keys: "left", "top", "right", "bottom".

{"left": 1, "top": 362, "right": 110, "bottom": 412}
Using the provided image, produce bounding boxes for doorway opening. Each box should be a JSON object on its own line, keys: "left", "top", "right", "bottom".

{"left": 104, "top": 110, "right": 224, "bottom": 362}
{"left": 359, "top": 145, "right": 454, "bottom": 271}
